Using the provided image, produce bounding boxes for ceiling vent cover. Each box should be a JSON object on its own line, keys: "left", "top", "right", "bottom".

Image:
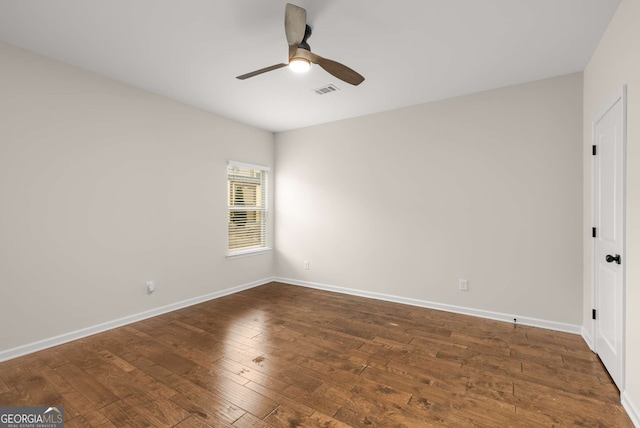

{"left": 313, "top": 84, "right": 340, "bottom": 95}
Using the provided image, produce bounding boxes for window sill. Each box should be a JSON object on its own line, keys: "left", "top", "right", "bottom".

{"left": 226, "top": 247, "right": 272, "bottom": 260}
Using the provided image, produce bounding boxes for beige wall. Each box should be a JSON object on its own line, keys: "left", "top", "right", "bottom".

{"left": 275, "top": 73, "right": 583, "bottom": 326}
{"left": 583, "top": 0, "right": 640, "bottom": 420}
{"left": 0, "top": 43, "right": 274, "bottom": 352}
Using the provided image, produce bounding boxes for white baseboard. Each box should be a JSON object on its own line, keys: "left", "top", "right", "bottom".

{"left": 0, "top": 276, "right": 586, "bottom": 364}
{"left": 0, "top": 277, "right": 274, "bottom": 363}
{"left": 581, "top": 325, "right": 595, "bottom": 351}
{"left": 622, "top": 391, "right": 640, "bottom": 427}
{"left": 275, "top": 277, "right": 582, "bottom": 335}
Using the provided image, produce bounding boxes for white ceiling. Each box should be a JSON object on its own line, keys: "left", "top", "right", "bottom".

{"left": 0, "top": 0, "right": 620, "bottom": 132}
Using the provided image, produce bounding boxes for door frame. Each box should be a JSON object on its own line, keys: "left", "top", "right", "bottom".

{"left": 591, "top": 85, "right": 627, "bottom": 391}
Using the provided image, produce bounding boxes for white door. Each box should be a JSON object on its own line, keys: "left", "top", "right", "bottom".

{"left": 593, "top": 87, "right": 626, "bottom": 390}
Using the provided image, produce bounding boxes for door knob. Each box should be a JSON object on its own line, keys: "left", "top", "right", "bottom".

{"left": 606, "top": 254, "right": 621, "bottom": 264}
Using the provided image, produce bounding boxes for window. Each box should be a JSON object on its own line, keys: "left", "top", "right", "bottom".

{"left": 227, "top": 161, "right": 270, "bottom": 256}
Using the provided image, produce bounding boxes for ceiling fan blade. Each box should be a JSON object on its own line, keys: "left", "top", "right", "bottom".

{"left": 285, "top": 3, "right": 306, "bottom": 59}
{"left": 236, "top": 63, "right": 288, "bottom": 80}
{"left": 297, "top": 49, "right": 365, "bottom": 86}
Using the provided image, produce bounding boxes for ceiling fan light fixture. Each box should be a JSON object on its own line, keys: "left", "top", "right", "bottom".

{"left": 235, "top": 4, "right": 364, "bottom": 85}
{"left": 289, "top": 57, "right": 311, "bottom": 73}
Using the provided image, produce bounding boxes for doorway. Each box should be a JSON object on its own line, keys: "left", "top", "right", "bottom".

{"left": 592, "top": 86, "right": 626, "bottom": 390}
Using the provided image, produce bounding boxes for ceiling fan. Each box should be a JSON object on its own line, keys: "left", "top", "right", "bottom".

{"left": 236, "top": 3, "right": 365, "bottom": 86}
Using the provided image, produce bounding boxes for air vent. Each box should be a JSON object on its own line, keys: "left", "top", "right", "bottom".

{"left": 313, "top": 84, "right": 340, "bottom": 95}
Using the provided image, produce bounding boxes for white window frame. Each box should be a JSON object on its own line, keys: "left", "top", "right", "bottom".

{"left": 226, "top": 160, "right": 271, "bottom": 258}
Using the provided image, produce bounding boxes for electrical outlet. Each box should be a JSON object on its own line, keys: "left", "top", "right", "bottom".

{"left": 459, "top": 279, "right": 468, "bottom": 291}
{"left": 146, "top": 281, "right": 156, "bottom": 295}
{"left": 303, "top": 260, "right": 310, "bottom": 270}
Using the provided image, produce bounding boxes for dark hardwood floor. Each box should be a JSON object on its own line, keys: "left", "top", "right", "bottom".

{"left": 0, "top": 282, "right": 633, "bottom": 427}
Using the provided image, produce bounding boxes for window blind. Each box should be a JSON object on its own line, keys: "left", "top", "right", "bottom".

{"left": 227, "top": 161, "right": 269, "bottom": 254}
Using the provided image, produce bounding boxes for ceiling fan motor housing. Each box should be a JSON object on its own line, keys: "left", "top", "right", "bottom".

{"left": 298, "top": 25, "right": 312, "bottom": 51}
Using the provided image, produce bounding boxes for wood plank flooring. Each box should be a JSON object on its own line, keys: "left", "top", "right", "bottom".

{"left": 0, "top": 282, "right": 633, "bottom": 427}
